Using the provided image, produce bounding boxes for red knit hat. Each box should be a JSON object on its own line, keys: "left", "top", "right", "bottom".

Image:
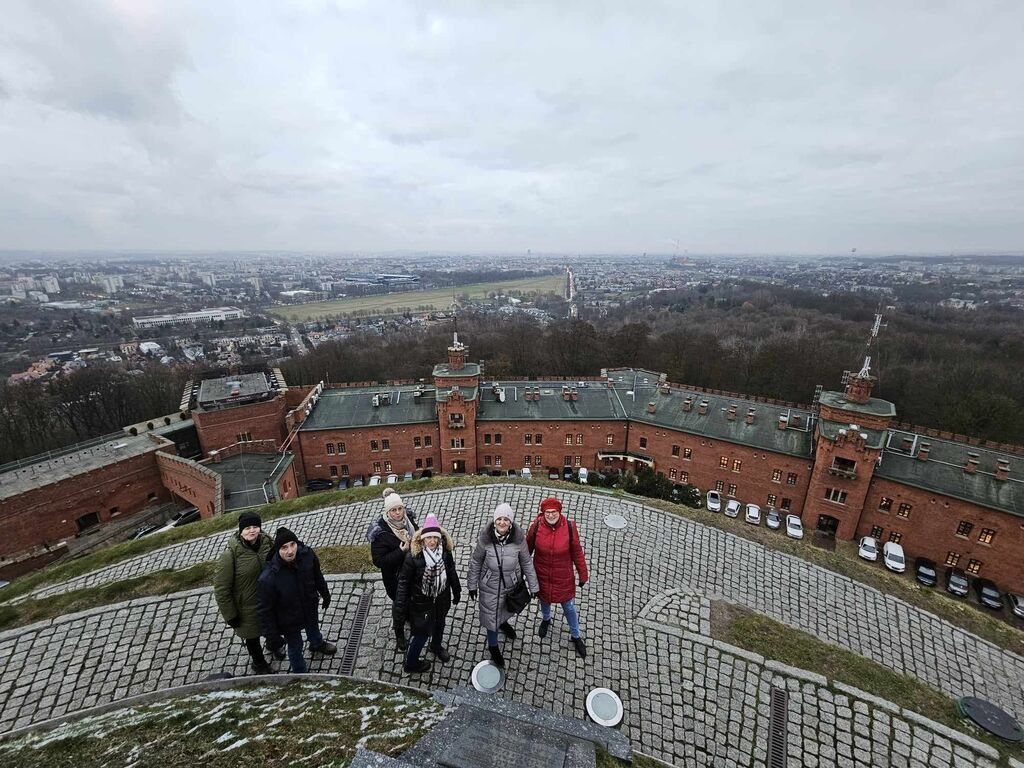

{"left": 539, "top": 497, "right": 563, "bottom": 514}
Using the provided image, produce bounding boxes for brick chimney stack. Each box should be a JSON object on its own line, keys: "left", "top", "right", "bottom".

{"left": 745, "top": 408, "right": 755, "bottom": 425}
{"left": 682, "top": 396, "right": 693, "bottom": 412}
{"left": 646, "top": 402, "right": 656, "bottom": 414}
{"left": 964, "top": 452, "right": 979, "bottom": 474}
{"left": 777, "top": 415, "right": 789, "bottom": 430}
{"left": 726, "top": 404, "right": 736, "bottom": 421}
{"left": 698, "top": 399, "right": 709, "bottom": 416}
{"left": 995, "top": 459, "right": 1010, "bottom": 481}
{"left": 844, "top": 373, "right": 875, "bottom": 404}
{"left": 917, "top": 442, "right": 930, "bottom": 461}
{"left": 562, "top": 386, "right": 571, "bottom": 401}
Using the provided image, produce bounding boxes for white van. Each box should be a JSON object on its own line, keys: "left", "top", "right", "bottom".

{"left": 521, "top": 467, "right": 533, "bottom": 479}
{"left": 577, "top": 467, "right": 589, "bottom": 484}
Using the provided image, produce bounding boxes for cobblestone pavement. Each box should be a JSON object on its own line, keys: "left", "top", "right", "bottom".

{"left": 3, "top": 485, "right": 1022, "bottom": 766}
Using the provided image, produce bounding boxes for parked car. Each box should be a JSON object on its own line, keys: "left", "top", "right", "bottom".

{"left": 368, "top": 475, "right": 382, "bottom": 486}
{"left": 131, "top": 523, "right": 162, "bottom": 540}
{"left": 562, "top": 466, "right": 574, "bottom": 481}
{"left": 336, "top": 477, "right": 349, "bottom": 490}
{"left": 420, "top": 469, "right": 433, "bottom": 479}
{"left": 548, "top": 468, "right": 561, "bottom": 480}
{"left": 386, "top": 473, "right": 398, "bottom": 485}
{"left": 0, "top": 580, "right": 8, "bottom": 589}
{"left": 858, "top": 536, "right": 879, "bottom": 562}
{"left": 521, "top": 467, "right": 532, "bottom": 479}
{"left": 945, "top": 567, "right": 969, "bottom": 597}
{"left": 305, "top": 478, "right": 333, "bottom": 492}
{"left": 973, "top": 578, "right": 1003, "bottom": 611}
{"left": 578, "top": 467, "right": 589, "bottom": 484}
{"left": 785, "top": 514, "right": 804, "bottom": 539}
{"left": 706, "top": 490, "right": 722, "bottom": 512}
{"left": 724, "top": 499, "right": 741, "bottom": 518}
{"left": 403, "top": 471, "right": 414, "bottom": 482}
{"left": 1007, "top": 593, "right": 1024, "bottom": 619}
{"left": 168, "top": 507, "right": 200, "bottom": 527}
{"left": 914, "top": 558, "right": 937, "bottom": 587}
{"left": 352, "top": 477, "right": 364, "bottom": 488}
{"left": 765, "top": 507, "right": 781, "bottom": 530}
{"left": 506, "top": 469, "right": 519, "bottom": 477}
{"left": 882, "top": 542, "right": 906, "bottom": 573}
{"left": 744, "top": 503, "right": 761, "bottom": 525}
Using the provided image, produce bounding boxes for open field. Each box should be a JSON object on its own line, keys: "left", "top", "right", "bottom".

{"left": 268, "top": 274, "right": 564, "bottom": 321}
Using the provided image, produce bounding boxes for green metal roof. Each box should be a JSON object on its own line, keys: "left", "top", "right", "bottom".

{"left": 476, "top": 383, "right": 625, "bottom": 421}
{"left": 432, "top": 362, "right": 482, "bottom": 378}
{"left": 300, "top": 386, "right": 438, "bottom": 430}
{"left": 207, "top": 452, "right": 294, "bottom": 511}
{"left": 819, "top": 390, "right": 897, "bottom": 418}
{"left": 818, "top": 420, "right": 887, "bottom": 450}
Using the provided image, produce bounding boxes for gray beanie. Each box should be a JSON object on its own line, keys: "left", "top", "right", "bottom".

{"left": 492, "top": 502, "right": 515, "bottom": 523}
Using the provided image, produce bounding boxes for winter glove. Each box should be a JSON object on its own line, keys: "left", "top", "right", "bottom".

{"left": 321, "top": 596, "right": 330, "bottom": 611}
{"left": 226, "top": 616, "right": 241, "bottom": 628}
{"left": 468, "top": 590, "right": 477, "bottom": 601}
{"left": 267, "top": 635, "right": 285, "bottom": 651}
{"left": 452, "top": 594, "right": 461, "bottom": 605}
{"left": 579, "top": 580, "right": 587, "bottom": 588}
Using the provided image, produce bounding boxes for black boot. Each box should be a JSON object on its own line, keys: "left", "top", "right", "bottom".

{"left": 395, "top": 626, "right": 409, "bottom": 652}
{"left": 572, "top": 637, "right": 587, "bottom": 659}
{"left": 499, "top": 621, "right": 517, "bottom": 640}
{"left": 488, "top": 644, "right": 505, "bottom": 668}
{"left": 404, "top": 659, "right": 431, "bottom": 674}
{"left": 431, "top": 645, "right": 451, "bottom": 663}
{"left": 538, "top": 619, "right": 551, "bottom": 638}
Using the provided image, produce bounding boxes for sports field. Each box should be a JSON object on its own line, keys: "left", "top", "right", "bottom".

{"left": 268, "top": 274, "right": 564, "bottom": 321}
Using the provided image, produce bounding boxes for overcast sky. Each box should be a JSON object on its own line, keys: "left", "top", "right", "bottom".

{"left": 1, "top": 1, "right": 1023, "bottom": 255}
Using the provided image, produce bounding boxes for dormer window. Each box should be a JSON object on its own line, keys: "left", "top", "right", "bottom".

{"left": 828, "top": 457, "right": 857, "bottom": 479}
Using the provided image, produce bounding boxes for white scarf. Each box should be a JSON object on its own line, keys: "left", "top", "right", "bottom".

{"left": 422, "top": 542, "right": 447, "bottom": 597}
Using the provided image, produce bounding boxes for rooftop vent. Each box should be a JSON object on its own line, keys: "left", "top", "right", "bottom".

{"left": 726, "top": 404, "right": 737, "bottom": 421}
{"left": 646, "top": 402, "right": 656, "bottom": 414}
{"left": 229, "top": 380, "right": 242, "bottom": 396}
{"left": 917, "top": 442, "right": 930, "bottom": 461}
{"left": 995, "top": 459, "right": 1010, "bottom": 482}
{"left": 778, "top": 415, "right": 789, "bottom": 430}
{"left": 964, "top": 452, "right": 980, "bottom": 474}
{"left": 746, "top": 408, "right": 756, "bottom": 425}
{"left": 682, "top": 396, "right": 694, "bottom": 412}
{"left": 698, "top": 399, "right": 709, "bottom": 416}
{"left": 371, "top": 394, "right": 380, "bottom": 407}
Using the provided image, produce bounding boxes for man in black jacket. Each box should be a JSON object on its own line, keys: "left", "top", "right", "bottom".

{"left": 258, "top": 527, "right": 336, "bottom": 673}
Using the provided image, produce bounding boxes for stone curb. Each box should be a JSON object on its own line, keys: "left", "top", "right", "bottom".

{"left": 898, "top": 707, "right": 1001, "bottom": 761}
{"left": 831, "top": 681, "right": 901, "bottom": 714}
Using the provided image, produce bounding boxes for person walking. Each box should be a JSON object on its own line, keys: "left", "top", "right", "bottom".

{"left": 368, "top": 490, "right": 418, "bottom": 651}
{"left": 393, "top": 513, "right": 461, "bottom": 674}
{"left": 257, "top": 527, "right": 337, "bottom": 673}
{"left": 213, "top": 511, "right": 275, "bottom": 674}
{"left": 527, "top": 496, "right": 589, "bottom": 658}
{"left": 466, "top": 502, "right": 539, "bottom": 668}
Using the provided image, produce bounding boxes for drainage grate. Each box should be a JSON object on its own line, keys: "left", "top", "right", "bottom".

{"left": 767, "top": 686, "right": 789, "bottom": 768}
{"left": 339, "top": 588, "right": 373, "bottom": 675}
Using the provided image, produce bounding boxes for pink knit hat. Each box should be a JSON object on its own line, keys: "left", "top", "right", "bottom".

{"left": 421, "top": 513, "right": 442, "bottom": 538}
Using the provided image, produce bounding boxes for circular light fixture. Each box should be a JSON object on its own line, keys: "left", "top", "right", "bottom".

{"left": 471, "top": 660, "right": 504, "bottom": 693}
{"left": 586, "top": 688, "right": 624, "bottom": 727}
{"left": 604, "top": 514, "right": 627, "bottom": 529}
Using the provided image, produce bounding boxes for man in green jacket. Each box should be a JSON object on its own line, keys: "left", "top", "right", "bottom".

{"left": 214, "top": 512, "right": 275, "bottom": 674}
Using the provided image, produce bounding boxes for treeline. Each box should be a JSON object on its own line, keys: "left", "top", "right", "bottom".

{"left": 0, "top": 364, "right": 190, "bottom": 465}
{"left": 282, "top": 282, "right": 1024, "bottom": 445}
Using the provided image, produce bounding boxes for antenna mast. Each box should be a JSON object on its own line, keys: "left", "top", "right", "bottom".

{"left": 858, "top": 309, "right": 887, "bottom": 378}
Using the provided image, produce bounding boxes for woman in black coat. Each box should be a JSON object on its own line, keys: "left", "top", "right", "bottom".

{"left": 393, "top": 513, "right": 461, "bottom": 674}
{"left": 368, "top": 491, "right": 417, "bottom": 650}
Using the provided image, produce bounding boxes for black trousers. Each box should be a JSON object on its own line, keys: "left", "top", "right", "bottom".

{"left": 244, "top": 637, "right": 267, "bottom": 665}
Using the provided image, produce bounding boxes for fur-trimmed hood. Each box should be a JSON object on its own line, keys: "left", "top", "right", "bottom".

{"left": 410, "top": 526, "right": 454, "bottom": 555}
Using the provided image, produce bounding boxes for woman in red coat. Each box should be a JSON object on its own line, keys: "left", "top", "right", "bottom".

{"left": 527, "top": 496, "right": 589, "bottom": 658}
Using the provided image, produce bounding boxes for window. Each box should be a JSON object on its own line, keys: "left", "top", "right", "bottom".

{"left": 825, "top": 488, "right": 847, "bottom": 504}
{"left": 732, "top": 459, "right": 742, "bottom": 472}
{"left": 424, "top": 436, "right": 432, "bottom": 447}
{"left": 896, "top": 503, "right": 911, "bottom": 518}
{"left": 672, "top": 445, "right": 680, "bottom": 457}
{"left": 639, "top": 437, "right": 647, "bottom": 449}
{"left": 888, "top": 531, "right": 902, "bottom": 544}
{"left": 425, "top": 457, "right": 433, "bottom": 468}
{"left": 766, "top": 493, "right": 776, "bottom": 506}
{"left": 525, "top": 434, "right": 532, "bottom": 445}
{"left": 772, "top": 469, "right": 782, "bottom": 483}
{"left": 564, "top": 455, "right": 572, "bottom": 466}
{"left": 786, "top": 473, "right": 798, "bottom": 485}
{"left": 715, "top": 480, "right": 725, "bottom": 492}
{"left": 945, "top": 551, "right": 960, "bottom": 567}
{"left": 680, "top": 471, "right": 688, "bottom": 483}
{"left": 525, "top": 455, "right": 532, "bottom": 466}
{"left": 719, "top": 456, "right": 729, "bottom": 468}
{"left": 373, "top": 461, "right": 381, "bottom": 473}
{"left": 606, "top": 433, "right": 614, "bottom": 445}
{"left": 326, "top": 443, "right": 335, "bottom": 455}
{"left": 727, "top": 484, "right": 737, "bottom": 496}
{"left": 495, "top": 434, "right": 502, "bottom": 445}
{"left": 484, "top": 434, "right": 492, "bottom": 445}
{"left": 236, "top": 431, "right": 252, "bottom": 442}
{"left": 451, "top": 438, "right": 465, "bottom": 449}
{"left": 484, "top": 455, "right": 492, "bottom": 465}
{"left": 781, "top": 498, "right": 792, "bottom": 511}
{"left": 415, "top": 458, "right": 423, "bottom": 469}
{"left": 966, "top": 559, "right": 982, "bottom": 575}
{"left": 878, "top": 497, "right": 892, "bottom": 512}
{"left": 978, "top": 528, "right": 995, "bottom": 545}
{"left": 670, "top": 468, "right": 678, "bottom": 480}
{"left": 448, "top": 413, "right": 464, "bottom": 427}
{"left": 370, "top": 440, "right": 379, "bottom": 452}
{"left": 535, "top": 434, "right": 542, "bottom": 445}
{"left": 381, "top": 439, "right": 390, "bottom": 451}
{"left": 576, "top": 433, "right": 583, "bottom": 445}
{"left": 341, "top": 464, "right": 349, "bottom": 476}
{"left": 414, "top": 436, "right": 422, "bottom": 448}
{"left": 831, "top": 457, "right": 857, "bottom": 475}
{"left": 574, "top": 456, "right": 582, "bottom": 467}
{"left": 109, "top": 506, "right": 119, "bottom": 515}
{"left": 384, "top": 461, "right": 392, "bottom": 472}
{"left": 870, "top": 525, "right": 883, "bottom": 538}
{"left": 494, "top": 456, "right": 502, "bottom": 467}
{"left": 534, "top": 455, "right": 542, "bottom": 466}
{"left": 683, "top": 447, "right": 692, "bottom": 460}
{"left": 338, "top": 442, "right": 346, "bottom": 454}
{"left": 330, "top": 465, "right": 338, "bottom": 477}
{"left": 566, "top": 434, "right": 573, "bottom": 445}
{"left": 955, "top": 521, "right": 973, "bottom": 538}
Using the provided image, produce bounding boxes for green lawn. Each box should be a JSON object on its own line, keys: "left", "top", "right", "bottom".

{"left": 268, "top": 274, "right": 564, "bottom": 321}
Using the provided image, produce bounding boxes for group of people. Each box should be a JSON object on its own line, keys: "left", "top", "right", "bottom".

{"left": 214, "top": 490, "right": 590, "bottom": 677}
{"left": 370, "top": 490, "right": 589, "bottom": 674}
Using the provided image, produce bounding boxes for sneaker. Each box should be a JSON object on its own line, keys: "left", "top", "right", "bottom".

{"left": 572, "top": 637, "right": 587, "bottom": 659}
{"left": 488, "top": 644, "right": 505, "bottom": 668}
{"left": 538, "top": 619, "right": 551, "bottom": 638}
{"left": 266, "top": 643, "right": 286, "bottom": 662}
{"left": 311, "top": 641, "right": 337, "bottom": 655}
{"left": 499, "top": 621, "right": 517, "bottom": 640}
{"left": 431, "top": 646, "right": 451, "bottom": 663}
{"left": 252, "top": 662, "right": 273, "bottom": 675}
{"left": 404, "top": 659, "right": 432, "bottom": 674}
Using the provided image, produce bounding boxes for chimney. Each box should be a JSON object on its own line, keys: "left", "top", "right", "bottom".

{"left": 964, "top": 452, "right": 979, "bottom": 474}
{"left": 778, "top": 415, "right": 789, "bottom": 430}
{"left": 646, "top": 402, "right": 656, "bottom": 414}
{"left": 726, "top": 404, "right": 737, "bottom": 421}
{"left": 570, "top": 387, "right": 579, "bottom": 401}
{"left": 698, "top": 399, "right": 709, "bottom": 416}
{"left": 682, "top": 396, "right": 694, "bottom": 412}
{"left": 211, "top": 449, "right": 221, "bottom": 463}
{"left": 562, "top": 386, "right": 571, "bottom": 401}
{"left": 995, "top": 459, "right": 1010, "bottom": 481}
{"left": 917, "top": 442, "right": 930, "bottom": 462}
{"left": 660, "top": 384, "right": 671, "bottom": 395}
{"left": 745, "top": 408, "right": 755, "bottom": 425}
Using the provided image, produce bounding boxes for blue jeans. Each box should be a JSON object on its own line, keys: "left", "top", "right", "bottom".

{"left": 282, "top": 617, "right": 325, "bottom": 674}
{"left": 541, "top": 599, "right": 581, "bottom": 638}
{"left": 486, "top": 629, "right": 499, "bottom": 646}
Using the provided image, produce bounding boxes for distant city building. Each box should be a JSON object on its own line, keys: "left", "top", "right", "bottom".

{"left": 96, "top": 275, "right": 124, "bottom": 294}
{"left": 132, "top": 306, "right": 245, "bottom": 329}
{"left": 200, "top": 273, "right": 217, "bottom": 288}
{"left": 138, "top": 341, "right": 163, "bottom": 356}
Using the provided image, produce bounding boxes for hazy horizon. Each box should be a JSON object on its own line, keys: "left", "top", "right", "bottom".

{"left": 2, "top": 2, "right": 1023, "bottom": 253}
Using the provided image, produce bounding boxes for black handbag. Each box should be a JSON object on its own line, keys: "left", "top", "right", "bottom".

{"left": 493, "top": 542, "right": 532, "bottom": 614}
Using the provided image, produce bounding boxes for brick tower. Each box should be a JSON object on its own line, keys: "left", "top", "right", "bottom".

{"left": 433, "top": 333, "right": 481, "bottom": 475}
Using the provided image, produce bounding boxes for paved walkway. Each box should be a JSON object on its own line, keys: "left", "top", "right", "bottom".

{"left": 2, "top": 486, "right": 1022, "bottom": 766}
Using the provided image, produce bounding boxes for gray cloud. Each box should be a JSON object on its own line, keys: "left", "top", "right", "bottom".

{"left": 0, "top": 0, "right": 1022, "bottom": 253}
